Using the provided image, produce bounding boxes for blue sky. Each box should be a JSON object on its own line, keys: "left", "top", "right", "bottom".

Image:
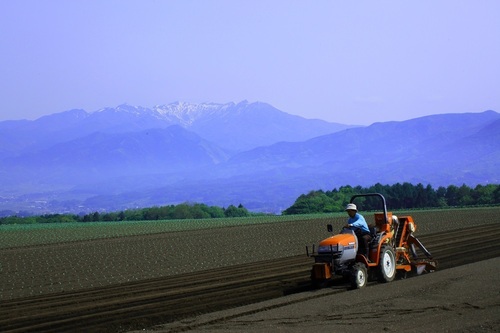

{"left": 1, "top": 0, "right": 499, "bottom": 125}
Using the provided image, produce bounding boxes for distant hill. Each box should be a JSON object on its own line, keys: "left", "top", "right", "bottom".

{"left": 220, "top": 111, "right": 500, "bottom": 177}
{"left": 0, "top": 103, "right": 498, "bottom": 215}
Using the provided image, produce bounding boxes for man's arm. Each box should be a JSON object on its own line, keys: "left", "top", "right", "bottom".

{"left": 349, "top": 215, "right": 367, "bottom": 229}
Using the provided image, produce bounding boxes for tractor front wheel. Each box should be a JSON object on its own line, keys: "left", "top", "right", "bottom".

{"left": 350, "top": 263, "right": 368, "bottom": 289}
{"left": 378, "top": 245, "right": 396, "bottom": 282}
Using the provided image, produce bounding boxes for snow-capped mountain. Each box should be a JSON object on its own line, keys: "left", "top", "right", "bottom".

{"left": 152, "top": 101, "right": 235, "bottom": 125}
{"left": 0, "top": 101, "right": 354, "bottom": 155}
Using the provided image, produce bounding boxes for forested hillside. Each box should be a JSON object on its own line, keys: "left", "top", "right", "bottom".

{"left": 283, "top": 183, "right": 500, "bottom": 214}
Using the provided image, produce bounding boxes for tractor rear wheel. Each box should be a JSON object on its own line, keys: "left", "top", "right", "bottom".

{"left": 378, "top": 245, "right": 396, "bottom": 282}
{"left": 350, "top": 263, "right": 368, "bottom": 289}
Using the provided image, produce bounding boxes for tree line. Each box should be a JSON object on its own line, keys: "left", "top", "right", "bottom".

{"left": 282, "top": 183, "right": 500, "bottom": 215}
{"left": 0, "top": 203, "right": 251, "bottom": 225}
{"left": 1, "top": 183, "right": 499, "bottom": 224}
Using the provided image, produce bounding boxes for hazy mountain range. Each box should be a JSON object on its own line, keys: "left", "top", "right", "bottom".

{"left": 0, "top": 101, "right": 498, "bottom": 215}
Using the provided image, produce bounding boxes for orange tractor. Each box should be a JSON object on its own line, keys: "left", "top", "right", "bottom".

{"left": 307, "top": 193, "right": 437, "bottom": 288}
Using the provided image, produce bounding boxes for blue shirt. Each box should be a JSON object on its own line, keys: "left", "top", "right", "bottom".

{"left": 347, "top": 213, "right": 370, "bottom": 234}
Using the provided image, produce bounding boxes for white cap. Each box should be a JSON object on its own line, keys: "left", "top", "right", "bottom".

{"left": 345, "top": 203, "right": 357, "bottom": 211}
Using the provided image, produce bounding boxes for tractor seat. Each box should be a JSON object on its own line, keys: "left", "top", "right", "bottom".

{"left": 369, "top": 225, "right": 377, "bottom": 238}
{"left": 368, "top": 225, "right": 381, "bottom": 248}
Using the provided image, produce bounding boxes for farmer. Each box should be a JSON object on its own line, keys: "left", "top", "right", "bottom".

{"left": 344, "top": 203, "right": 371, "bottom": 260}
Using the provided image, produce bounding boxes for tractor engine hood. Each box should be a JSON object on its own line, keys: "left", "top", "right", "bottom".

{"left": 317, "top": 233, "right": 357, "bottom": 254}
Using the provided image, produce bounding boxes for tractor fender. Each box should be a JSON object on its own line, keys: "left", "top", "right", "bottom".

{"left": 370, "top": 233, "right": 393, "bottom": 263}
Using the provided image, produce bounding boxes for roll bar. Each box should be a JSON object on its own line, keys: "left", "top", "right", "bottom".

{"left": 349, "top": 193, "right": 388, "bottom": 225}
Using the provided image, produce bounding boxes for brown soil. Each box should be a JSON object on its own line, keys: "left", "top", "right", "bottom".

{"left": 154, "top": 257, "right": 500, "bottom": 333}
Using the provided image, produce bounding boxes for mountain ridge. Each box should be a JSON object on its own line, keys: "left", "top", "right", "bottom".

{"left": 1, "top": 101, "right": 354, "bottom": 154}
{"left": 0, "top": 103, "right": 498, "bottom": 215}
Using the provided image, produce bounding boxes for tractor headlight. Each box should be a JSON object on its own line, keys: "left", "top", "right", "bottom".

{"left": 317, "top": 244, "right": 343, "bottom": 253}
{"left": 409, "top": 222, "right": 416, "bottom": 233}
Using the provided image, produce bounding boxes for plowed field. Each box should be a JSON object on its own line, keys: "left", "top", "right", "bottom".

{"left": 1, "top": 208, "right": 499, "bottom": 332}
